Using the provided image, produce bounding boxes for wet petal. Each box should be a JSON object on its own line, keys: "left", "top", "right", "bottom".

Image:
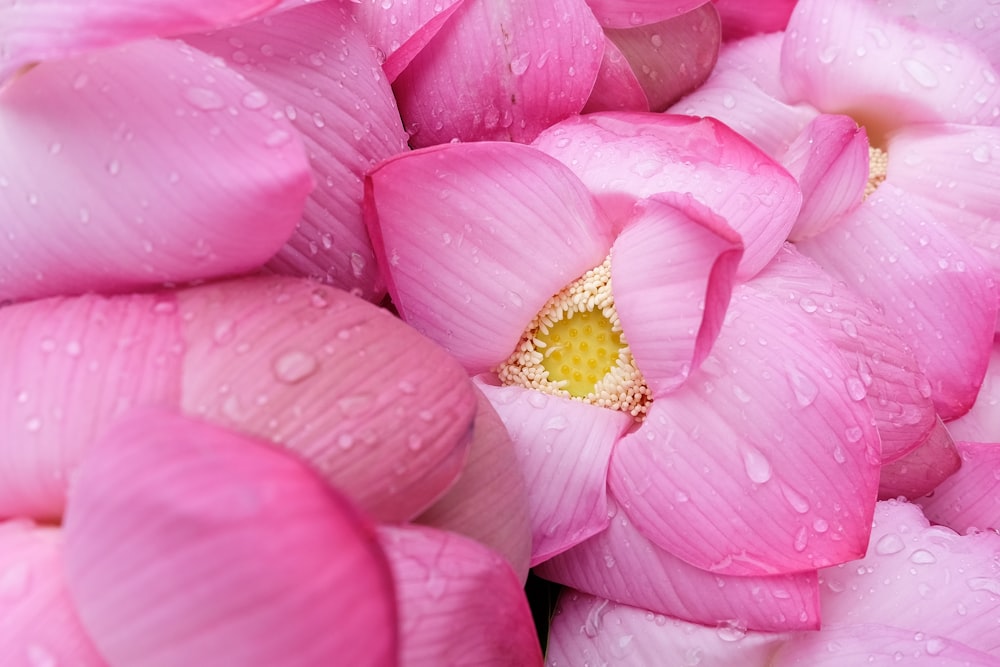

{"left": 379, "top": 524, "right": 543, "bottom": 666}
{"left": 63, "top": 409, "right": 398, "bottom": 667}
{"left": 878, "top": 418, "right": 961, "bottom": 500}
{"left": 713, "top": 0, "right": 796, "bottom": 41}
{"left": 0, "top": 40, "right": 311, "bottom": 302}
{"left": 581, "top": 36, "right": 648, "bottom": 113}
{"left": 946, "top": 342, "right": 1000, "bottom": 443}
{"left": 584, "top": 0, "right": 708, "bottom": 29}
{"left": 365, "top": 142, "right": 614, "bottom": 374}
{"left": 917, "top": 440, "right": 1000, "bottom": 534}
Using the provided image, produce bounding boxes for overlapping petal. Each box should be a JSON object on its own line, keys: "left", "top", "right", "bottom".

{"left": 712, "top": 0, "right": 796, "bottom": 41}
{"left": 365, "top": 142, "right": 615, "bottom": 374}
{"left": 609, "top": 283, "right": 880, "bottom": 576}
{"left": 917, "top": 440, "right": 1000, "bottom": 534}
{"left": 582, "top": 37, "right": 648, "bottom": 113}
{"left": 63, "top": 409, "right": 397, "bottom": 667}
{"left": 0, "top": 40, "right": 311, "bottom": 302}
{"left": 877, "top": 418, "right": 961, "bottom": 500}
{"left": 584, "top": 0, "right": 708, "bottom": 29}
{"left": 871, "top": 0, "right": 1000, "bottom": 71}
{"left": 946, "top": 342, "right": 1000, "bottom": 443}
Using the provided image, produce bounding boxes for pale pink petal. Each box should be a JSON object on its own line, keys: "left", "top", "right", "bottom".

{"left": 532, "top": 112, "right": 801, "bottom": 280}
{"left": 178, "top": 276, "right": 476, "bottom": 523}
{"left": 751, "top": 245, "right": 936, "bottom": 465}
{"left": 779, "top": 114, "right": 869, "bottom": 241}
{"left": 392, "top": 0, "right": 604, "bottom": 146}
{"left": 795, "top": 183, "right": 998, "bottom": 420}
{"left": 818, "top": 499, "right": 1000, "bottom": 656}
{"left": 0, "top": 292, "right": 183, "bottom": 520}
{"left": 0, "top": 0, "right": 280, "bottom": 81}
{"left": 584, "top": 0, "right": 709, "bottom": 29}
{"left": 0, "top": 40, "right": 311, "bottom": 302}
{"left": 546, "top": 591, "right": 784, "bottom": 667}
{"left": 946, "top": 342, "right": 1000, "bottom": 443}
{"left": 535, "top": 499, "right": 821, "bottom": 631}
{"left": 475, "top": 380, "right": 633, "bottom": 566}
{"left": 184, "top": 2, "right": 410, "bottom": 301}
{"left": 781, "top": 0, "right": 1000, "bottom": 136}
{"left": 581, "top": 36, "right": 648, "bottom": 113}
{"left": 878, "top": 418, "right": 961, "bottom": 500}
{"left": 917, "top": 441, "right": 1000, "bottom": 533}
{"left": 378, "top": 524, "right": 542, "bottom": 666}
{"left": 712, "top": 0, "right": 796, "bottom": 41}
{"left": 416, "top": 388, "right": 532, "bottom": 583}
{"left": 365, "top": 142, "right": 614, "bottom": 374}
{"left": 609, "top": 283, "right": 881, "bottom": 576}
{"left": 63, "top": 409, "right": 397, "bottom": 667}
{"left": 0, "top": 521, "right": 107, "bottom": 666}
{"left": 598, "top": 3, "right": 721, "bottom": 112}
{"left": 773, "top": 623, "right": 999, "bottom": 667}
{"left": 611, "top": 193, "right": 743, "bottom": 395}
{"left": 872, "top": 0, "right": 1000, "bottom": 71}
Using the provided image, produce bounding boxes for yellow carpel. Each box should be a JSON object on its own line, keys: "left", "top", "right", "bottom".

{"left": 537, "top": 310, "right": 622, "bottom": 397}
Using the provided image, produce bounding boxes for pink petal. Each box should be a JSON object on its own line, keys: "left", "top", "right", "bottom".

{"left": 871, "top": 0, "right": 1000, "bottom": 71}
{"left": 878, "top": 418, "right": 961, "bottom": 500}
{"left": 178, "top": 276, "right": 476, "bottom": 523}
{"left": 611, "top": 193, "right": 743, "bottom": 395}
{"left": 183, "top": 2, "right": 410, "bottom": 301}
{"left": 818, "top": 499, "right": 1000, "bottom": 656}
{"left": 475, "top": 380, "right": 633, "bottom": 566}
{"left": 415, "top": 388, "right": 532, "bottom": 583}
{"left": 917, "top": 440, "right": 1000, "bottom": 534}
{"left": 365, "top": 142, "right": 615, "bottom": 374}
{"left": 536, "top": 499, "right": 821, "bottom": 632}
{"left": 392, "top": 0, "right": 604, "bottom": 146}
{"left": 751, "top": 245, "right": 936, "bottom": 465}
{"left": 609, "top": 283, "right": 881, "bottom": 576}
{"left": 779, "top": 114, "right": 869, "bottom": 241}
{"left": 946, "top": 342, "right": 1000, "bottom": 443}
{"left": 0, "top": 0, "right": 280, "bottom": 81}
{"left": 63, "top": 409, "right": 398, "bottom": 667}
{"left": 0, "top": 40, "right": 311, "bottom": 302}
{"left": 584, "top": 0, "right": 709, "bottom": 29}
{"left": 712, "top": 0, "right": 796, "bottom": 41}
{"left": 795, "top": 183, "right": 998, "bottom": 420}
{"left": 0, "top": 520, "right": 107, "bottom": 666}
{"left": 532, "top": 112, "right": 801, "bottom": 281}
{"left": 581, "top": 36, "right": 648, "bottom": 113}
{"left": 0, "top": 292, "right": 183, "bottom": 520}
{"left": 597, "top": 3, "right": 721, "bottom": 112}
{"left": 781, "top": 0, "right": 1000, "bottom": 136}
{"left": 378, "top": 524, "right": 543, "bottom": 666}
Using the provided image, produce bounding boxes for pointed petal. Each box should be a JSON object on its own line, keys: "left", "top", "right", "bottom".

{"left": 611, "top": 193, "right": 742, "bottom": 395}
{"left": 781, "top": 0, "right": 1000, "bottom": 134}
{"left": 416, "top": 388, "right": 532, "bottom": 583}
{"left": 780, "top": 114, "right": 869, "bottom": 241}
{"left": 0, "top": 40, "right": 311, "bottom": 302}
{"left": 392, "top": 0, "right": 604, "bottom": 146}
{"left": 917, "top": 440, "right": 1000, "bottom": 534}
{"left": 796, "top": 183, "right": 998, "bottom": 420}
{"left": 581, "top": 36, "right": 648, "bottom": 113}
{"left": 0, "top": 521, "right": 107, "bottom": 666}
{"left": 946, "top": 342, "right": 1000, "bottom": 443}
{"left": 878, "top": 418, "right": 960, "bottom": 500}
{"left": 535, "top": 499, "right": 821, "bottom": 632}
{"left": 379, "top": 525, "right": 543, "bottom": 666}
{"left": 609, "top": 283, "right": 881, "bottom": 576}
{"left": 63, "top": 410, "right": 398, "bottom": 667}
{"left": 713, "top": 0, "right": 796, "bottom": 41}
{"left": 365, "top": 142, "right": 614, "bottom": 374}
{"left": 818, "top": 499, "right": 1000, "bottom": 656}
{"left": 0, "top": 0, "right": 280, "bottom": 82}
{"left": 532, "top": 112, "right": 801, "bottom": 280}
{"left": 178, "top": 276, "right": 476, "bottom": 522}
{"left": 475, "top": 380, "right": 632, "bottom": 566}
{"left": 584, "top": 0, "right": 709, "bottom": 29}
{"left": 184, "top": 2, "right": 410, "bottom": 301}
{"left": 546, "top": 591, "right": 783, "bottom": 667}
{"left": 0, "top": 292, "right": 183, "bottom": 519}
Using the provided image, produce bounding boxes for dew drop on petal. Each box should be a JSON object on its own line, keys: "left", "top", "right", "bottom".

{"left": 272, "top": 350, "right": 318, "bottom": 384}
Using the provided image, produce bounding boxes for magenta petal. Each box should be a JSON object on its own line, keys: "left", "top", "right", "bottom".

{"left": 817, "top": 499, "right": 1000, "bottom": 656}
{"left": 366, "top": 142, "right": 614, "bottom": 374}
{"left": 918, "top": 440, "right": 1000, "bottom": 534}
{"left": 536, "top": 499, "right": 821, "bottom": 632}
{"left": 878, "top": 418, "right": 961, "bottom": 500}
{"left": 0, "top": 40, "right": 311, "bottom": 302}
{"left": 585, "top": 0, "right": 709, "bottom": 28}
{"left": 796, "top": 183, "right": 998, "bottom": 420}
{"left": 475, "top": 380, "right": 632, "bottom": 565}
{"left": 0, "top": 521, "right": 106, "bottom": 666}
{"left": 713, "top": 0, "right": 796, "bottom": 41}
{"left": 947, "top": 342, "right": 1000, "bottom": 443}
{"left": 63, "top": 410, "right": 398, "bottom": 667}
{"left": 609, "top": 283, "right": 880, "bottom": 576}
{"left": 582, "top": 36, "right": 649, "bottom": 113}
{"left": 184, "top": 2, "right": 410, "bottom": 301}
{"left": 392, "top": 0, "right": 604, "bottom": 146}
{"left": 378, "top": 524, "right": 543, "bottom": 666}
{"left": 612, "top": 193, "right": 742, "bottom": 395}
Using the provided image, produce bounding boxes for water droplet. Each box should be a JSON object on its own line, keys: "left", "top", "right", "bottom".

{"left": 722, "top": 93, "right": 736, "bottom": 109}
{"left": 786, "top": 363, "right": 819, "bottom": 407}
{"left": 509, "top": 53, "right": 531, "bottom": 75}
{"left": 272, "top": 350, "right": 318, "bottom": 384}
{"left": 799, "top": 297, "right": 818, "bottom": 313}
{"left": 716, "top": 620, "right": 747, "bottom": 642}
{"left": 902, "top": 59, "right": 939, "bottom": 88}
{"left": 972, "top": 143, "right": 991, "bottom": 164}
{"left": 24, "top": 416, "right": 41, "bottom": 432}
{"left": 844, "top": 426, "right": 864, "bottom": 443}
{"left": 793, "top": 526, "right": 808, "bottom": 552}
{"left": 337, "top": 433, "right": 354, "bottom": 450}
{"left": 184, "top": 87, "right": 225, "bottom": 110}
{"left": 242, "top": 90, "right": 268, "bottom": 110}
{"left": 967, "top": 577, "right": 1000, "bottom": 595}
{"left": 544, "top": 415, "right": 569, "bottom": 430}
{"left": 845, "top": 377, "right": 867, "bottom": 401}
{"left": 743, "top": 447, "right": 772, "bottom": 483}
{"left": 909, "top": 548, "right": 937, "bottom": 564}
{"left": 925, "top": 637, "right": 946, "bottom": 656}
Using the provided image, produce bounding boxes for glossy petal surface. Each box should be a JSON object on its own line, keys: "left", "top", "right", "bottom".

{"left": 584, "top": 0, "right": 709, "bottom": 29}
{"left": 946, "top": 342, "right": 1000, "bottom": 443}
{"left": 877, "top": 418, "right": 960, "bottom": 500}
{"left": 918, "top": 440, "right": 1000, "bottom": 534}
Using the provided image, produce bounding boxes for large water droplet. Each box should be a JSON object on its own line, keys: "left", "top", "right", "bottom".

{"left": 272, "top": 350, "right": 318, "bottom": 384}
{"left": 743, "top": 447, "right": 772, "bottom": 483}
{"left": 184, "top": 87, "right": 225, "bottom": 110}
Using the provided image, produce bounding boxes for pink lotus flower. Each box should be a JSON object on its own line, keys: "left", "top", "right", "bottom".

{"left": 0, "top": 1, "right": 409, "bottom": 302}
{"left": 546, "top": 499, "right": 1000, "bottom": 665}
{"left": 711, "top": 0, "right": 796, "bottom": 41}
{"left": 0, "top": 409, "right": 543, "bottom": 666}
{"left": 365, "top": 111, "right": 886, "bottom": 630}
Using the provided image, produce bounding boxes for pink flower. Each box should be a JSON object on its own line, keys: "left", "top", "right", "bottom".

{"left": 546, "top": 500, "right": 1000, "bottom": 665}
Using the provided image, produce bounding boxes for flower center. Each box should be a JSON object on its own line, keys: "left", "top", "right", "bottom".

{"left": 495, "top": 256, "right": 651, "bottom": 419}
{"left": 865, "top": 145, "right": 888, "bottom": 198}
